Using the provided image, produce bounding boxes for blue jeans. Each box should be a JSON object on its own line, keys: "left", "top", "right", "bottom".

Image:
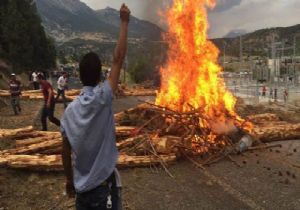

{"left": 76, "top": 174, "right": 122, "bottom": 210}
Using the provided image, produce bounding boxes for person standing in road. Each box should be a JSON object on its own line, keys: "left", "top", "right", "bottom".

{"left": 9, "top": 73, "right": 22, "bottom": 115}
{"left": 274, "top": 88, "right": 278, "bottom": 101}
{"left": 37, "top": 74, "right": 60, "bottom": 131}
{"left": 269, "top": 87, "right": 273, "bottom": 100}
{"left": 262, "top": 86, "right": 266, "bottom": 97}
{"left": 32, "top": 71, "right": 39, "bottom": 90}
{"left": 55, "top": 72, "right": 68, "bottom": 108}
{"left": 61, "top": 4, "right": 130, "bottom": 210}
{"left": 283, "top": 89, "right": 288, "bottom": 103}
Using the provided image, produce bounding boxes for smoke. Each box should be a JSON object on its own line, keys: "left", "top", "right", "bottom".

{"left": 210, "top": 119, "right": 238, "bottom": 135}
{"left": 213, "top": 0, "right": 242, "bottom": 12}
{"left": 139, "top": 0, "right": 171, "bottom": 28}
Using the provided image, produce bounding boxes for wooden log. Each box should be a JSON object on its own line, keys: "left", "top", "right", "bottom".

{"left": 247, "top": 113, "right": 280, "bottom": 124}
{"left": 253, "top": 123, "right": 300, "bottom": 142}
{"left": 151, "top": 136, "right": 185, "bottom": 154}
{"left": 65, "top": 89, "right": 81, "bottom": 96}
{"left": 16, "top": 136, "right": 62, "bottom": 148}
{"left": 0, "top": 92, "right": 10, "bottom": 97}
{"left": 28, "top": 95, "right": 43, "bottom": 100}
{"left": 114, "top": 103, "right": 150, "bottom": 122}
{"left": 7, "top": 155, "right": 63, "bottom": 171}
{"left": 13, "top": 127, "right": 137, "bottom": 149}
{"left": 0, "top": 154, "right": 177, "bottom": 171}
{"left": 116, "top": 126, "right": 138, "bottom": 137}
{"left": 39, "top": 146, "right": 62, "bottom": 155}
{"left": 22, "top": 90, "right": 42, "bottom": 94}
{"left": 122, "top": 90, "right": 156, "bottom": 96}
{"left": 0, "top": 126, "right": 33, "bottom": 138}
{"left": 116, "top": 135, "right": 146, "bottom": 150}
{"left": 0, "top": 139, "right": 61, "bottom": 155}
{"left": 117, "top": 154, "right": 177, "bottom": 168}
{"left": 12, "top": 131, "right": 60, "bottom": 140}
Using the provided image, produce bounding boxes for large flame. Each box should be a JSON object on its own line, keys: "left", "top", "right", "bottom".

{"left": 156, "top": 0, "right": 250, "bottom": 135}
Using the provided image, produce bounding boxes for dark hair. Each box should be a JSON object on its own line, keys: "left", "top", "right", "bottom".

{"left": 79, "top": 52, "right": 102, "bottom": 86}
{"left": 37, "top": 73, "right": 45, "bottom": 80}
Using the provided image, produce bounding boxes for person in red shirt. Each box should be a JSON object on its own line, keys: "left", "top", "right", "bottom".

{"left": 37, "top": 74, "right": 60, "bottom": 131}
{"left": 9, "top": 73, "right": 22, "bottom": 115}
{"left": 262, "top": 86, "right": 266, "bottom": 97}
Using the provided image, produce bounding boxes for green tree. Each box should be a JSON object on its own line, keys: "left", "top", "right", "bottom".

{"left": 128, "top": 55, "right": 154, "bottom": 83}
{"left": 0, "top": 0, "right": 56, "bottom": 73}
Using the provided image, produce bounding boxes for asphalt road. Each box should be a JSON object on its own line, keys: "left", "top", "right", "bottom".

{"left": 113, "top": 96, "right": 300, "bottom": 210}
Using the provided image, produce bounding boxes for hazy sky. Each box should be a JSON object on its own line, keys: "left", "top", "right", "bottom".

{"left": 81, "top": 0, "right": 300, "bottom": 38}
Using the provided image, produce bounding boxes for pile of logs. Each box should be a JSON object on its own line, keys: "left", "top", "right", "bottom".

{"left": 0, "top": 87, "right": 157, "bottom": 101}
{"left": 116, "top": 85, "right": 156, "bottom": 97}
{"left": 0, "top": 89, "right": 76, "bottom": 101}
{"left": 248, "top": 113, "right": 300, "bottom": 142}
{"left": 0, "top": 125, "right": 177, "bottom": 171}
{"left": 1, "top": 108, "right": 300, "bottom": 172}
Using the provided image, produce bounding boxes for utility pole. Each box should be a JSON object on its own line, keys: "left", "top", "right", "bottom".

{"left": 293, "top": 34, "right": 300, "bottom": 86}
{"left": 271, "top": 34, "right": 277, "bottom": 86}
{"left": 239, "top": 35, "right": 243, "bottom": 71}
{"left": 223, "top": 41, "right": 226, "bottom": 68}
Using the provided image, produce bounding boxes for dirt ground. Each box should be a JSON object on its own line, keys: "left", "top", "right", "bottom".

{"left": 0, "top": 96, "right": 300, "bottom": 210}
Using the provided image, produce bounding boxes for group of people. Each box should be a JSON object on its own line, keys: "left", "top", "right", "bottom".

{"left": 30, "top": 71, "right": 49, "bottom": 90}
{"left": 7, "top": 4, "right": 131, "bottom": 210}
{"left": 9, "top": 71, "right": 68, "bottom": 128}
{"left": 261, "top": 86, "right": 289, "bottom": 102}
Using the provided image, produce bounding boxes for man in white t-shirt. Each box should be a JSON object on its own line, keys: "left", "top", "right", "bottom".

{"left": 55, "top": 72, "right": 68, "bottom": 108}
{"left": 31, "top": 71, "right": 39, "bottom": 90}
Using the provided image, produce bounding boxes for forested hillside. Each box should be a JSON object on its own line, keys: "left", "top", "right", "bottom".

{"left": 0, "top": 0, "right": 56, "bottom": 74}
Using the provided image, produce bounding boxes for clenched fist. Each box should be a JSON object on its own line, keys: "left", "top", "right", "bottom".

{"left": 120, "top": 4, "right": 130, "bottom": 23}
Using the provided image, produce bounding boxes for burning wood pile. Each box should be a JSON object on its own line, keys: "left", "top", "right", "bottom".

{"left": 0, "top": 111, "right": 299, "bottom": 172}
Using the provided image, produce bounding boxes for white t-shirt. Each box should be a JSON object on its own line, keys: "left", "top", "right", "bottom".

{"left": 32, "top": 72, "right": 38, "bottom": 82}
{"left": 57, "top": 76, "right": 67, "bottom": 90}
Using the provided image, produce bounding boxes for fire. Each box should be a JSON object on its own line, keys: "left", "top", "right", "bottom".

{"left": 156, "top": 0, "right": 252, "bottom": 136}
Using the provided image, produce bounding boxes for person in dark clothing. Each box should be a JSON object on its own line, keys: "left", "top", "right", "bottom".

{"left": 9, "top": 73, "right": 22, "bottom": 115}
{"left": 37, "top": 74, "right": 60, "bottom": 131}
{"left": 274, "top": 88, "right": 278, "bottom": 101}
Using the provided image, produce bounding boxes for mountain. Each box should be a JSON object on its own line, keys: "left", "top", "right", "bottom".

{"left": 212, "top": 24, "right": 300, "bottom": 57}
{"left": 224, "top": 29, "right": 248, "bottom": 38}
{"left": 35, "top": 0, "right": 162, "bottom": 42}
{"left": 95, "top": 7, "right": 162, "bottom": 41}
{"left": 35, "top": 0, "right": 118, "bottom": 41}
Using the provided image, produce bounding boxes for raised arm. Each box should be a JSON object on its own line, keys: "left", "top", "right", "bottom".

{"left": 108, "top": 4, "right": 130, "bottom": 92}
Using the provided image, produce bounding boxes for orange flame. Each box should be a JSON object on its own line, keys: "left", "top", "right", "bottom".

{"left": 156, "top": 0, "right": 251, "bottom": 134}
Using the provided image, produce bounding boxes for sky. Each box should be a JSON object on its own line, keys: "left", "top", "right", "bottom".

{"left": 81, "top": 0, "right": 300, "bottom": 38}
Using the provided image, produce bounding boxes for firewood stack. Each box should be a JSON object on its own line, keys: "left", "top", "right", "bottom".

{"left": 0, "top": 108, "right": 300, "bottom": 172}
{"left": 0, "top": 89, "right": 76, "bottom": 101}
{"left": 0, "top": 125, "right": 177, "bottom": 171}
{"left": 115, "top": 85, "right": 157, "bottom": 97}
{"left": 0, "top": 87, "right": 157, "bottom": 101}
{"left": 248, "top": 113, "right": 300, "bottom": 142}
